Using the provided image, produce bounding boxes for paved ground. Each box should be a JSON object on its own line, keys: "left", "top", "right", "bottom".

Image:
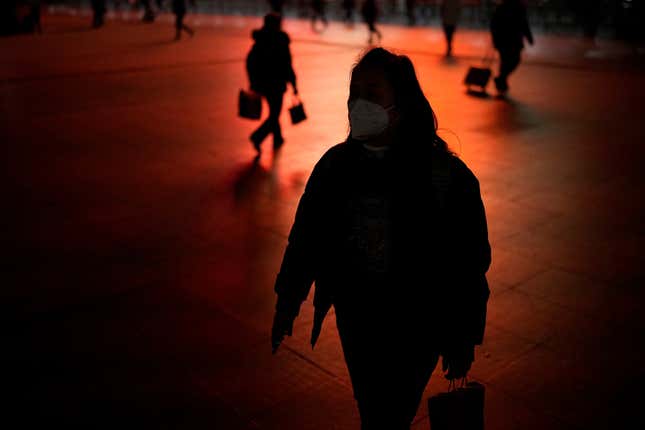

{"left": 3, "top": 9, "right": 645, "bottom": 430}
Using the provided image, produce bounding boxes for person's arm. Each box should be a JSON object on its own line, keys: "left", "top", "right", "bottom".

{"left": 455, "top": 163, "right": 491, "bottom": 344}
{"left": 285, "top": 41, "right": 298, "bottom": 94}
{"left": 272, "top": 159, "right": 327, "bottom": 353}
{"left": 289, "top": 69, "right": 298, "bottom": 95}
{"left": 441, "top": 160, "right": 491, "bottom": 379}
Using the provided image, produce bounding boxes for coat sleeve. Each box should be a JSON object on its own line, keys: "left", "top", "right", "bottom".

{"left": 450, "top": 160, "right": 491, "bottom": 346}
{"left": 283, "top": 34, "right": 297, "bottom": 88}
{"left": 273, "top": 157, "right": 327, "bottom": 318}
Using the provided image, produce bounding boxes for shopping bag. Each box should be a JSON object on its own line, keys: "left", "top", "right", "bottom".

{"left": 463, "top": 67, "right": 491, "bottom": 91}
{"left": 289, "top": 97, "right": 307, "bottom": 125}
{"left": 238, "top": 89, "right": 262, "bottom": 120}
{"left": 428, "top": 379, "right": 485, "bottom": 430}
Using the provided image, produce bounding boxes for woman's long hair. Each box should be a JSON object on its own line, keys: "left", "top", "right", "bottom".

{"left": 348, "top": 47, "right": 450, "bottom": 154}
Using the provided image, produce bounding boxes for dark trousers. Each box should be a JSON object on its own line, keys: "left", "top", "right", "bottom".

{"left": 443, "top": 24, "right": 456, "bottom": 51}
{"left": 175, "top": 12, "right": 185, "bottom": 30}
{"left": 366, "top": 21, "right": 381, "bottom": 41}
{"left": 336, "top": 305, "right": 440, "bottom": 430}
{"left": 498, "top": 49, "right": 521, "bottom": 82}
{"left": 251, "top": 91, "right": 284, "bottom": 146}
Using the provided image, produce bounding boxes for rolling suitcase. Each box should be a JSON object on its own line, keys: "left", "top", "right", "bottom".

{"left": 464, "top": 50, "right": 496, "bottom": 93}
{"left": 464, "top": 66, "right": 492, "bottom": 91}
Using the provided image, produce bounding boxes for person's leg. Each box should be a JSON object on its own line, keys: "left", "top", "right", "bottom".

{"left": 266, "top": 91, "right": 284, "bottom": 148}
{"left": 504, "top": 50, "right": 521, "bottom": 77}
{"left": 367, "top": 22, "right": 376, "bottom": 43}
{"left": 337, "top": 311, "right": 439, "bottom": 430}
{"left": 174, "top": 13, "right": 182, "bottom": 40}
{"left": 496, "top": 49, "right": 521, "bottom": 92}
{"left": 250, "top": 93, "right": 272, "bottom": 151}
{"left": 182, "top": 15, "right": 194, "bottom": 36}
{"left": 443, "top": 24, "right": 455, "bottom": 56}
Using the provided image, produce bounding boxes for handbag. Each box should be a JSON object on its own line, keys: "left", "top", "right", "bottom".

{"left": 238, "top": 89, "right": 262, "bottom": 120}
{"left": 289, "top": 96, "right": 307, "bottom": 125}
{"left": 428, "top": 379, "right": 485, "bottom": 430}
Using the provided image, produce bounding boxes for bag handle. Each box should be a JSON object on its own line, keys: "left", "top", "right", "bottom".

{"left": 448, "top": 376, "right": 468, "bottom": 392}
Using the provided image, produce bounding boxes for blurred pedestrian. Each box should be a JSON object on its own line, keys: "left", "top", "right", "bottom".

{"left": 490, "top": 0, "right": 533, "bottom": 94}
{"left": 172, "top": 0, "right": 194, "bottom": 41}
{"left": 141, "top": 0, "right": 155, "bottom": 22}
{"left": 271, "top": 47, "right": 491, "bottom": 429}
{"left": 91, "top": 0, "right": 106, "bottom": 29}
{"left": 247, "top": 12, "right": 298, "bottom": 152}
{"left": 268, "top": 0, "right": 285, "bottom": 14}
{"left": 27, "top": 0, "right": 42, "bottom": 34}
{"left": 342, "top": 0, "right": 355, "bottom": 26}
{"left": 361, "top": 0, "right": 382, "bottom": 44}
{"left": 440, "top": 0, "right": 461, "bottom": 57}
{"left": 406, "top": 0, "right": 417, "bottom": 26}
{"left": 311, "top": 0, "right": 329, "bottom": 33}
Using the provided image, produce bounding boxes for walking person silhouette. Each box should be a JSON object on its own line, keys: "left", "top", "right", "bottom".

{"left": 268, "top": 0, "right": 285, "bottom": 14}
{"left": 342, "top": 0, "right": 356, "bottom": 26}
{"left": 247, "top": 12, "right": 298, "bottom": 152}
{"left": 172, "top": 0, "right": 194, "bottom": 41}
{"left": 490, "top": 0, "right": 534, "bottom": 94}
{"left": 440, "top": 0, "right": 461, "bottom": 57}
{"left": 271, "top": 47, "right": 491, "bottom": 430}
{"left": 361, "top": 0, "right": 382, "bottom": 44}
{"left": 311, "top": 0, "right": 329, "bottom": 33}
{"left": 90, "top": 0, "right": 106, "bottom": 29}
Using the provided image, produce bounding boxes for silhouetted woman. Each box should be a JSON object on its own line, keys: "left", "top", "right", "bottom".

{"left": 247, "top": 13, "right": 298, "bottom": 152}
{"left": 490, "top": 0, "right": 533, "bottom": 94}
{"left": 172, "top": 0, "right": 194, "bottom": 41}
{"left": 361, "top": 0, "right": 382, "bottom": 44}
{"left": 271, "top": 47, "right": 491, "bottom": 429}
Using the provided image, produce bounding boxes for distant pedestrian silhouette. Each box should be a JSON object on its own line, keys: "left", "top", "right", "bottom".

{"left": 141, "top": 0, "right": 155, "bottom": 23}
{"left": 311, "top": 0, "right": 329, "bottom": 33}
{"left": 91, "top": 0, "right": 106, "bottom": 28}
{"left": 440, "top": 0, "right": 461, "bottom": 57}
{"left": 247, "top": 13, "right": 298, "bottom": 152}
{"left": 490, "top": 0, "right": 534, "bottom": 94}
{"left": 342, "top": 0, "right": 356, "bottom": 26}
{"left": 172, "top": 0, "right": 194, "bottom": 41}
{"left": 271, "top": 47, "right": 491, "bottom": 430}
{"left": 361, "top": 0, "right": 382, "bottom": 44}
{"left": 268, "top": 0, "right": 285, "bottom": 14}
{"left": 406, "top": 0, "right": 417, "bottom": 26}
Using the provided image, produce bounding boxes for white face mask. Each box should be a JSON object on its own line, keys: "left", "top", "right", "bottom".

{"left": 349, "top": 98, "right": 395, "bottom": 141}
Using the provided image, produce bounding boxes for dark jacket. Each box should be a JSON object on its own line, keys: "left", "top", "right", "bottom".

{"left": 490, "top": 0, "right": 534, "bottom": 52}
{"left": 274, "top": 140, "right": 491, "bottom": 351}
{"left": 247, "top": 28, "right": 297, "bottom": 95}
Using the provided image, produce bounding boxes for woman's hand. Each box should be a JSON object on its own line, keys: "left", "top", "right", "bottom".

{"left": 271, "top": 311, "right": 295, "bottom": 354}
{"left": 441, "top": 343, "right": 475, "bottom": 380}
